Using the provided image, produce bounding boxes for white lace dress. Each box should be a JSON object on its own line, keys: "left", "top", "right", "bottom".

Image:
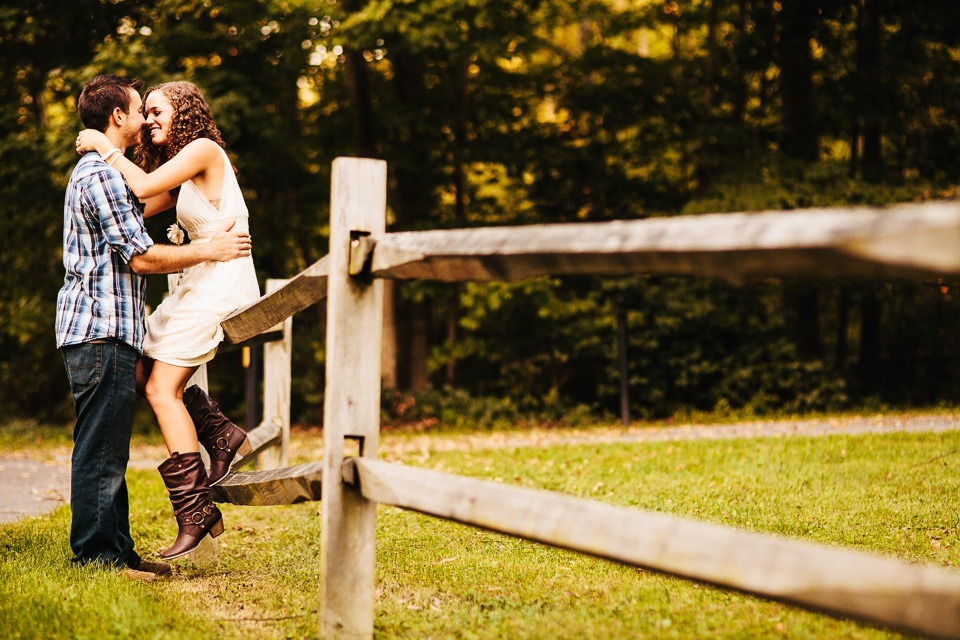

{"left": 142, "top": 147, "right": 260, "bottom": 367}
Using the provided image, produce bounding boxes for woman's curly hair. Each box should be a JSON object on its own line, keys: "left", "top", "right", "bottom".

{"left": 134, "top": 81, "right": 226, "bottom": 172}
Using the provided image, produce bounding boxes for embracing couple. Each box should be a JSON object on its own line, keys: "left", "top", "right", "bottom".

{"left": 55, "top": 74, "right": 261, "bottom": 580}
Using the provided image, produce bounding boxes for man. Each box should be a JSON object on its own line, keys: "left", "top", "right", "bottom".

{"left": 55, "top": 75, "right": 252, "bottom": 580}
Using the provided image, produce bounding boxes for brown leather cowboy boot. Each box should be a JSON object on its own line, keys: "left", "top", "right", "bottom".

{"left": 157, "top": 451, "right": 225, "bottom": 560}
{"left": 182, "top": 385, "right": 252, "bottom": 485}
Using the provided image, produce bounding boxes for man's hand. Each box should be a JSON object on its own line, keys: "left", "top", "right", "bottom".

{"left": 129, "top": 220, "right": 252, "bottom": 275}
{"left": 207, "top": 220, "right": 252, "bottom": 262}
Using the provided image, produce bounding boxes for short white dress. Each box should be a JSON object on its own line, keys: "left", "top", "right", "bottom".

{"left": 142, "top": 146, "right": 260, "bottom": 367}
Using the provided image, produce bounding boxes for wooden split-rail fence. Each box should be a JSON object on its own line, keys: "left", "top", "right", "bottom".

{"left": 206, "top": 157, "right": 960, "bottom": 639}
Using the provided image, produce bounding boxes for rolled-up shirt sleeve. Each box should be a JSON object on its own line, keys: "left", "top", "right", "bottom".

{"left": 84, "top": 166, "right": 154, "bottom": 263}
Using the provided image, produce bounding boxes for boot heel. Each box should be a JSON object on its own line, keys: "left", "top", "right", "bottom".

{"left": 209, "top": 519, "right": 225, "bottom": 538}
{"left": 237, "top": 437, "right": 253, "bottom": 458}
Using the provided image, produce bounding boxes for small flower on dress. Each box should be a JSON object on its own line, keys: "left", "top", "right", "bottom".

{"left": 167, "top": 221, "right": 185, "bottom": 287}
{"left": 167, "top": 223, "right": 185, "bottom": 245}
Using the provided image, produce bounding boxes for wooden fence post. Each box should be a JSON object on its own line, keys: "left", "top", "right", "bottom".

{"left": 256, "top": 278, "right": 292, "bottom": 469}
{"left": 320, "top": 157, "right": 387, "bottom": 639}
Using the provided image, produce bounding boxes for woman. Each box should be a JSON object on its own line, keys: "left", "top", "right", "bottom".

{"left": 77, "top": 81, "right": 261, "bottom": 560}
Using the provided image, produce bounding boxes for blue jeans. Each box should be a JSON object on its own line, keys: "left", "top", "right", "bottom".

{"left": 61, "top": 341, "right": 141, "bottom": 570}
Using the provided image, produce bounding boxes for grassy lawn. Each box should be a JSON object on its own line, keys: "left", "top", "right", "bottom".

{"left": 1, "top": 422, "right": 958, "bottom": 638}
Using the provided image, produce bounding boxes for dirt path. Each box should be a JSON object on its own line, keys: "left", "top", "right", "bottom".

{"left": 3, "top": 412, "right": 959, "bottom": 524}
{"left": 371, "top": 412, "right": 960, "bottom": 459}
{"left": 0, "top": 458, "right": 71, "bottom": 524}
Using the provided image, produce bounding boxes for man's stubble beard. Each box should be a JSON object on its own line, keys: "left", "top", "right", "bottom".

{"left": 124, "top": 125, "right": 144, "bottom": 150}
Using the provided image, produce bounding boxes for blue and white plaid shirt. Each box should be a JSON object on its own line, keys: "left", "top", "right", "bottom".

{"left": 56, "top": 153, "right": 155, "bottom": 352}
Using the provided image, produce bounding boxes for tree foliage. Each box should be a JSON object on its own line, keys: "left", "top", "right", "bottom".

{"left": 4, "top": 0, "right": 960, "bottom": 424}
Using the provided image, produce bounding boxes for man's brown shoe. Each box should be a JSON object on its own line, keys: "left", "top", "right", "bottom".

{"left": 136, "top": 559, "right": 172, "bottom": 577}
{"left": 122, "top": 568, "right": 159, "bottom": 582}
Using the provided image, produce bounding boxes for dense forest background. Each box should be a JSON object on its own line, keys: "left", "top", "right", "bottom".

{"left": 4, "top": 0, "right": 960, "bottom": 428}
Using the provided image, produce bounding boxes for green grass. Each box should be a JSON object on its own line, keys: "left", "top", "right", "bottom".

{"left": 2, "top": 425, "right": 959, "bottom": 638}
{"left": 0, "top": 408, "right": 167, "bottom": 455}
{"left": 0, "top": 419, "right": 75, "bottom": 452}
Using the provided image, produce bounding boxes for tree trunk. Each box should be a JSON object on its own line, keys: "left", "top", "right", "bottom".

{"left": 343, "top": 0, "right": 376, "bottom": 157}
{"left": 776, "top": 4, "right": 822, "bottom": 357}
{"left": 857, "top": 289, "right": 881, "bottom": 385}
{"left": 381, "top": 280, "right": 398, "bottom": 389}
{"left": 856, "top": 0, "right": 883, "bottom": 182}
{"left": 345, "top": 51, "right": 376, "bottom": 157}
{"left": 849, "top": 124, "right": 860, "bottom": 178}
{"left": 409, "top": 299, "right": 431, "bottom": 391}
{"left": 453, "top": 57, "right": 471, "bottom": 223}
{"left": 394, "top": 291, "right": 431, "bottom": 392}
{"left": 704, "top": 0, "right": 718, "bottom": 111}
{"left": 784, "top": 283, "right": 823, "bottom": 359}
{"left": 385, "top": 51, "right": 436, "bottom": 392}
{"left": 445, "top": 287, "right": 459, "bottom": 385}
{"left": 835, "top": 286, "right": 850, "bottom": 371}
{"left": 777, "top": 2, "right": 819, "bottom": 161}
{"left": 730, "top": 0, "right": 748, "bottom": 125}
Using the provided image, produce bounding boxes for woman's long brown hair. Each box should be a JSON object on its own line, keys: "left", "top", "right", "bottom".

{"left": 134, "top": 81, "right": 226, "bottom": 173}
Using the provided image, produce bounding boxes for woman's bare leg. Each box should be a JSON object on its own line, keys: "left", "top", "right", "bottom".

{"left": 135, "top": 356, "right": 153, "bottom": 397}
{"left": 149, "top": 361, "right": 224, "bottom": 561}
{"left": 145, "top": 361, "right": 200, "bottom": 455}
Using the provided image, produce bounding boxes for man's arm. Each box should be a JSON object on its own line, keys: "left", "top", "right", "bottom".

{"left": 129, "top": 220, "right": 252, "bottom": 275}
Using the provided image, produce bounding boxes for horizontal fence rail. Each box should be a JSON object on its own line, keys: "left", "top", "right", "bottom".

{"left": 222, "top": 255, "right": 330, "bottom": 344}
{"left": 219, "top": 326, "right": 285, "bottom": 351}
{"left": 221, "top": 201, "right": 960, "bottom": 349}
{"left": 220, "top": 202, "right": 960, "bottom": 347}
{"left": 238, "top": 418, "right": 283, "bottom": 461}
{"left": 347, "top": 457, "right": 960, "bottom": 640}
{"left": 357, "top": 202, "right": 960, "bottom": 283}
{"left": 212, "top": 461, "right": 323, "bottom": 506}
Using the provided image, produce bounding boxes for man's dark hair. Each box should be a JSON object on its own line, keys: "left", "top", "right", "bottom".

{"left": 77, "top": 74, "right": 143, "bottom": 132}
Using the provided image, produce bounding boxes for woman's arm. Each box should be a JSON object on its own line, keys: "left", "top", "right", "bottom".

{"left": 76, "top": 130, "right": 221, "bottom": 200}
{"left": 142, "top": 191, "right": 177, "bottom": 218}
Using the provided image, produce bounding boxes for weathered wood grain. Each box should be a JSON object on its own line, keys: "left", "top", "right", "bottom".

{"left": 365, "top": 202, "right": 960, "bottom": 283}
{"left": 210, "top": 461, "right": 323, "bottom": 506}
{"left": 256, "top": 279, "right": 293, "bottom": 469}
{"left": 218, "top": 327, "right": 284, "bottom": 352}
{"left": 231, "top": 418, "right": 282, "bottom": 469}
{"left": 221, "top": 255, "right": 329, "bottom": 344}
{"left": 349, "top": 457, "right": 960, "bottom": 640}
{"left": 320, "top": 157, "right": 387, "bottom": 640}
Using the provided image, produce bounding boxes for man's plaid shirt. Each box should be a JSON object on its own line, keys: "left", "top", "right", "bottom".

{"left": 55, "top": 152, "right": 154, "bottom": 352}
